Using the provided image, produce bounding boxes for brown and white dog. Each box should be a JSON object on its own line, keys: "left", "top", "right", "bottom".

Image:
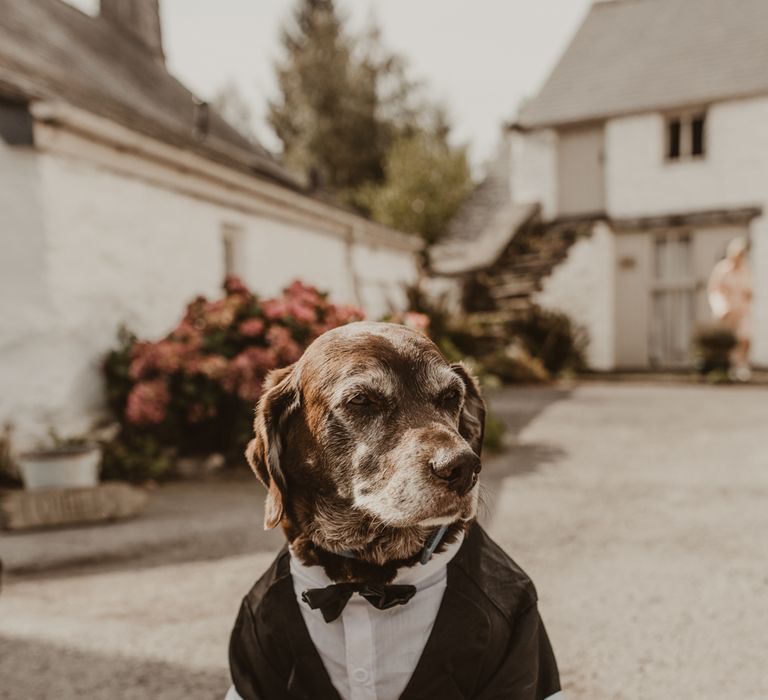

{"left": 229, "top": 321, "right": 562, "bottom": 700}
{"left": 245, "top": 321, "right": 485, "bottom": 583}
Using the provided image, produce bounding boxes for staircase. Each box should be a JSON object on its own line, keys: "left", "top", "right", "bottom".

{"left": 463, "top": 218, "right": 593, "bottom": 337}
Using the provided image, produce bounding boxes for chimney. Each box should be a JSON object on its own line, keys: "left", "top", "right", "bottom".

{"left": 100, "top": 0, "right": 165, "bottom": 65}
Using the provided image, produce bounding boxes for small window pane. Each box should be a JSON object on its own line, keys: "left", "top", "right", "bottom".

{"left": 667, "top": 118, "right": 681, "bottom": 159}
{"left": 221, "top": 224, "right": 245, "bottom": 278}
{"left": 691, "top": 114, "right": 705, "bottom": 156}
{"left": 654, "top": 235, "right": 667, "bottom": 279}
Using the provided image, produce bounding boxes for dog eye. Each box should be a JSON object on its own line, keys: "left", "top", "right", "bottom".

{"left": 438, "top": 389, "right": 461, "bottom": 407}
{"left": 348, "top": 393, "right": 375, "bottom": 407}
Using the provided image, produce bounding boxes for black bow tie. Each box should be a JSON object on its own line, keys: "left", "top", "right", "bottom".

{"left": 301, "top": 582, "right": 417, "bottom": 623}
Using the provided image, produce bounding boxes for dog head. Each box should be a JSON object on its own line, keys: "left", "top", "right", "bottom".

{"left": 245, "top": 321, "right": 485, "bottom": 561}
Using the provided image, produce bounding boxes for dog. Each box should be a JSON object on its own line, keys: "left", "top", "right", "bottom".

{"left": 227, "top": 322, "right": 562, "bottom": 700}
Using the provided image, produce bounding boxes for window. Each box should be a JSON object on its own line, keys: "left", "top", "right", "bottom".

{"left": 691, "top": 115, "right": 706, "bottom": 156}
{"left": 665, "top": 111, "right": 706, "bottom": 160}
{"left": 667, "top": 118, "right": 682, "bottom": 159}
{"left": 0, "top": 99, "right": 34, "bottom": 145}
{"left": 650, "top": 232, "right": 696, "bottom": 366}
{"left": 221, "top": 224, "right": 245, "bottom": 278}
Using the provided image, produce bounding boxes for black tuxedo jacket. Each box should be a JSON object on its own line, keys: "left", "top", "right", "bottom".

{"left": 229, "top": 523, "right": 561, "bottom": 699}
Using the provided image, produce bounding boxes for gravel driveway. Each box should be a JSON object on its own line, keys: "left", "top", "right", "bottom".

{"left": 1, "top": 382, "right": 766, "bottom": 699}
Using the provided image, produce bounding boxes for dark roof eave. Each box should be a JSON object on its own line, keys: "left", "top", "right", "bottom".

{"left": 519, "top": 88, "right": 768, "bottom": 131}
{"left": 611, "top": 206, "right": 764, "bottom": 232}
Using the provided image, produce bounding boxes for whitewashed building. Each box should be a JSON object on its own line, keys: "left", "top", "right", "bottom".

{"left": 432, "top": 0, "right": 768, "bottom": 371}
{"left": 0, "top": 0, "right": 421, "bottom": 448}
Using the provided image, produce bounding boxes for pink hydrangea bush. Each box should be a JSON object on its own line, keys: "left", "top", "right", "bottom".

{"left": 104, "top": 277, "right": 364, "bottom": 464}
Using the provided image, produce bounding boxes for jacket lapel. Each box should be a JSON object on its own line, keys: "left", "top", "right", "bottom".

{"left": 262, "top": 560, "right": 342, "bottom": 700}
{"left": 269, "top": 525, "right": 494, "bottom": 699}
{"left": 401, "top": 532, "right": 491, "bottom": 699}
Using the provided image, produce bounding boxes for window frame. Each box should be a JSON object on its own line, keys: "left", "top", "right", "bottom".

{"left": 664, "top": 109, "right": 707, "bottom": 163}
{"left": 221, "top": 223, "right": 246, "bottom": 278}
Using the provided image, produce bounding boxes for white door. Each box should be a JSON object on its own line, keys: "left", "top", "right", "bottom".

{"left": 649, "top": 232, "right": 696, "bottom": 367}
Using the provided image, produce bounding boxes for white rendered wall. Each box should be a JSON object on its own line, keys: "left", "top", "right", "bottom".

{"left": 605, "top": 96, "right": 768, "bottom": 364}
{"left": 557, "top": 125, "right": 605, "bottom": 216}
{"left": 508, "top": 128, "right": 558, "bottom": 220}
{"left": 605, "top": 97, "right": 768, "bottom": 217}
{"left": 422, "top": 276, "right": 463, "bottom": 316}
{"left": 533, "top": 222, "right": 616, "bottom": 370}
{"left": 0, "top": 142, "right": 51, "bottom": 342}
{"left": 352, "top": 243, "right": 416, "bottom": 319}
{"left": 752, "top": 216, "right": 768, "bottom": 364}
{"left": 0, "top": 141, "right": 62, "bottom": 449}
{"left": 0, "top": 145, "right": 417, "bottom": 449}
{"left": 239, "top": 215, "right": 354, "bottom": 303}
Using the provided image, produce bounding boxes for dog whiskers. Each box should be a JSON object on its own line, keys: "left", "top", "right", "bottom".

{"left": 476, "top": 484, "right": 492, "bottom": 522}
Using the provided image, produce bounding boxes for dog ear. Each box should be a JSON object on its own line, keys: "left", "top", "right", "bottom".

{"left": 451, "top": 362, "right": 486, "bottom": 457}
{"left": 245, "top": 363, "right": 299, "bottom": 530}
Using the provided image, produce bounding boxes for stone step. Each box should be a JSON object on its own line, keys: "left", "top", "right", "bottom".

{"left": 479, "top": 269, "right": 537, "bottom": 287}
{"left": 495, "top": 297, "right": 534, "bottom": 313}
{"left": 0, "top": 482, "right": 148, "bottom": 531}
{"left": 502, "top": 263, "right": 557, "bottom": 278}
{"left": 489, "top": 264, "right": 564, "bottom": 287}
{"left": 460, "top": 220, "right": 585, "bottom": 327}
{"left": 465, "top": 310, "right": 522, "bottom": 329}
{"left": 505, "top": 253, "right": 568, "bottom": 274}
{"left": 488, "top": 281, "right": 539, "bottom": 299}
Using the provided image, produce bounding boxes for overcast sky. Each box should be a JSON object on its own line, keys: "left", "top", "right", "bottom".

{"left": 67, "top": 0, "right": 592, "bottom": 169}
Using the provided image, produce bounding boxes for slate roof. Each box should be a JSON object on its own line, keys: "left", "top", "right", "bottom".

{"left": 520, "top": 0, "right": 768, "bottom": 128}
{"left": 429, "top": 201, "right": 539, "bottom": 275}
{"left": 430, "top": 152, "right": 539, "bottom": 275}
{"left": 0, "top": 0, "right": 299, "bottom": 187}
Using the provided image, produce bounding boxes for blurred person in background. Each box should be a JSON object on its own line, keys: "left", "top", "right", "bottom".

{"left": 708, "top": 237, "right": 753, "bottom": 380}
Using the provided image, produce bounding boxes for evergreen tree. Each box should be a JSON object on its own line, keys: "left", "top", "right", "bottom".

{"left": 268, "top": 0, "right": 388, "bottom": 194}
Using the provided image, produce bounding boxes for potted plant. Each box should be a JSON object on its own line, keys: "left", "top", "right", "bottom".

{"left": 17, "top": 432, "right": 101, "bottom": 491}
{"left": 692, "top": 323, "right": 737, "bottom": 377}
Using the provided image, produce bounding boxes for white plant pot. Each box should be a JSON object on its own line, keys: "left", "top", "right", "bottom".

{"left": 18, "top": 445, "right": 101, "bottom": 491}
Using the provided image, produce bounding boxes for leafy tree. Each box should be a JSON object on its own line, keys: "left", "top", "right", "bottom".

{"left": 356, "top": 115, "right": 472, "bottom": 245}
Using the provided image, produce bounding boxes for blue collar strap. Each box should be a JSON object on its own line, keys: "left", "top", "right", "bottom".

{"left": 338, "top": 523, "right": 450, "bottom": 566}
{"left": 419, "top": 523, "right": 450, "bottom": 565}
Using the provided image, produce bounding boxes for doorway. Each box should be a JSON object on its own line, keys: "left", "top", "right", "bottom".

{"left": 649, "top": 231, "right": 695, "bottom": 367}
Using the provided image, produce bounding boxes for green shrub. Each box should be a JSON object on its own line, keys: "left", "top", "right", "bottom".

{"left": 400, "top": 284, "right": 504, "bottom": 360}
{"left": 103, "top": 277, "right": 364, "bottom": 467}
{"left": 482, "top": 412, "right": 507, "bottom": 453}
{"left": 513, "top": 308, "right": 587, "bottom": 375}
{"left": 693, "top": 323, "right": 737, "bottom": 375}
{"left": 100, "top": 432, "right": 176, "bottom": 483}
{"left": 481, "top": 344, "right": 550, "bottom": 384}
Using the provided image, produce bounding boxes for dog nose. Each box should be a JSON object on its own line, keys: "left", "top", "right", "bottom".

{"left": 430, "top": 451, "right": 481, "bottom": 495}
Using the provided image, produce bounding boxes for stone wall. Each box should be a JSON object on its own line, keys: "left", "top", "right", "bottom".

{"left": 508, "top": 127, "right": 558, "bottom": 219}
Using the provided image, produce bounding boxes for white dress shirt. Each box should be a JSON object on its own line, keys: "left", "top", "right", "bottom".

{"left": 288, "top": 534, "right": 464, "bottom": 700}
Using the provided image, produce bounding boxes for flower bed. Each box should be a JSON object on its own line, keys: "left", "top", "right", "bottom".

{"left": 103, "top": 278, "right": 363, "bottom": 477}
